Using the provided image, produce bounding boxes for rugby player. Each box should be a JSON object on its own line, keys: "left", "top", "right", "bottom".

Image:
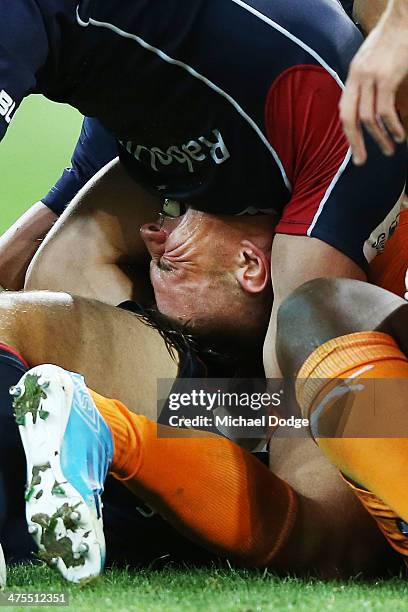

{"left": 3, "top": 200, "right": 408, "bottom": 583}
{"left": 2, "top": 200, "right": 408, "bottom": 583}
{"left": 0, "top": 3, "right": 357, "bottom": 293}
{"left": 0, "top": 0, "right": 404, "bottom": 379}
{"left": 0, "top": 0, "right": 357, "bottom": 293}
{"left": 0, "top": 289, "right": 396, "bottom": 583}
{"left": 341, "top": 0, "right": 408, "bottom": 163}
{"left": 0, "top": 0, "right": 404, "bottom": 580}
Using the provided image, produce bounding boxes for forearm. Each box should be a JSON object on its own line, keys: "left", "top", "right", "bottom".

{"left": 374, "top": 0, "right": 408, "bottom": 121}
{"left": 0, "top": 202, "right": 57, "bottom": 290}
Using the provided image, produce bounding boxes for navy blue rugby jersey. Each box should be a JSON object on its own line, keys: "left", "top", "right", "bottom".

{"left": 43, "top": 117, "right": 118, "bottom": 215}
{"left": 0, "top": 0, "right": 406, "bottom": 269}
{"left": 338, "top": 0, "right": 354, "bottom": 19}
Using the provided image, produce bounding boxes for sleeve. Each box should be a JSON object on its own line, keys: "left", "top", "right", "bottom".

{"left": 42, "top": 117, "right": 118, "bottom": 215}
{"left": 0, "top": 0, "right": 49, "bottom": 141}
{"left": 265, "top": 65, "right": 407, "bottom": 271}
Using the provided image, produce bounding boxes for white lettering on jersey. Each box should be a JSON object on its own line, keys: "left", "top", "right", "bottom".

{"left": 121, "top": 129, "right": 231, "bottom": 174}
{"left": 0, "top": 90, "right": 16, "bottom": 124}
{"left": 198, "top": 131, "right": 230, "bottom": 165}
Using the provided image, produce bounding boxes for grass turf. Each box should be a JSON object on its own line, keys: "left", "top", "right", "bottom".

{"left": 3, "top": 564, "right": 408, "bottom": 612}
{"left": 2, "top": 98, "right": 408, "bottom": 611}
{"left": 0, "top": 96, "right": 81, "bottom": 233}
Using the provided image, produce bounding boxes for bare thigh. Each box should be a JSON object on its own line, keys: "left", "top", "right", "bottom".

{"left": 271, "top": 435, "right": 397, "bottom": 577}
{"left": 25, "top": 159, "right": 161, "bottom": 305}
{"left": 0, "top": 291, "right": 177, "bottom": 420}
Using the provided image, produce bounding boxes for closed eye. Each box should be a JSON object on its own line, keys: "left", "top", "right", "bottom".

{"left": 157, "top": 258, "right": 174, "bottom": 272}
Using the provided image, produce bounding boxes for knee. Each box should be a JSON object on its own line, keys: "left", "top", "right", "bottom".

{"left": 0, "top": 291, "right": 74, "bottom": 360}
{"left": 0, "top": 292, "right": 34, "bottom": 355}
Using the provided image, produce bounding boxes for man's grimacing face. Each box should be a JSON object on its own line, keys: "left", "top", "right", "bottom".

{"left": 140, "top": 207, "right": 275, "bottom": 340}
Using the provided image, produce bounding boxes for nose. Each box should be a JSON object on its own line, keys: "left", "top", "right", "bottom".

{"left": 140, "top": 222, "right": 168, "bottom": 260}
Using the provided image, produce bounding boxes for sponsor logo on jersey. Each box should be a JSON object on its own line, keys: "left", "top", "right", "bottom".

{"left": 120, "top": 129, "right": 230, "bottom": 174}
{"left": 0, "top": 90, "right": 16, "bottom": 124}
{"left": 364, "top": 189, "right": 406, "bottom": 262}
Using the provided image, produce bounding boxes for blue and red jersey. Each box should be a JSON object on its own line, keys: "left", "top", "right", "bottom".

{"left": 42, "top": 117, "right": 118, "bottom": 214}
{"left": 0, "top": 0, "right": 406, "bottom": 269}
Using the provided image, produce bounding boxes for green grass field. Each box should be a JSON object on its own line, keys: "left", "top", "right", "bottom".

{"left": 4, "top": 564, "right": 408, "bottom": 612}
{"left": 1, "top": 97, "right": 408, "bottom": 610}
{"left": 0, "top": 95, "right": 81, "bottom": 233}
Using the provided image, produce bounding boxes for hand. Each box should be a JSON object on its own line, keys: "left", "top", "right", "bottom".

{"left": 340, "top": 5, "right": 408, "bottom": 165}
{"left": 0, "top": 202, "right": 57, "bottom": 290}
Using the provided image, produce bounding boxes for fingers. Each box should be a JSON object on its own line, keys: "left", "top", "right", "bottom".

{"left": 341, "top": 68, "right": 405, "bottom": 165}
{"left": 377, "top": 85, "right": 406, "bottom": 144}
{"left": 359, "top": 80, "right": 396, "bottom": 158}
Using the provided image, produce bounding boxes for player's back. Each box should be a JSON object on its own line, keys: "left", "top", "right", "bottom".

{"left": 1, "top": 0, "right": 366, "bottom": 217}
{"left": 13, "top": 0, "right": 360, "bottom": 135}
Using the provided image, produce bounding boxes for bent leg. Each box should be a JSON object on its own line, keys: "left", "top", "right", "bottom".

{"left": 277, "top": 278, "right": 408, "bottom": 561}
{"left": 268, "top": 435, "right": 397, "bottom": 576}
{"left": 25, "top": 159, "right": 161, "bottom": 305}
{"left": 78, "top": 391, "right": 395, "bottom": 577}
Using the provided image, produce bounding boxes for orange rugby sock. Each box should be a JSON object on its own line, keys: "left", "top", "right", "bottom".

{"left": 343, "top": 477, "right": 408, "bottom": 559}
{"left": 296, "top": 332, "right": 408, "bottom": 524}
{"left": 89, "top": 390, "right": 297, "bottom": 567}
{"left": 369, "top": 208, "right": 408, "bottom": 297}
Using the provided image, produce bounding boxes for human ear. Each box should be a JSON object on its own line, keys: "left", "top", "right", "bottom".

{"left": 235, "top": 240, "right": 270, "bottom": 294}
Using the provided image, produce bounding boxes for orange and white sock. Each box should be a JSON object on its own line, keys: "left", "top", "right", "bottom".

{"left": 89, "top": 389, "right": 298, "bottom": 567}
{"left": 296, "top": 331, "right": 408, "bottom": 558}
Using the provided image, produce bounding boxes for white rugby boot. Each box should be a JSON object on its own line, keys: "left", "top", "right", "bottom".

{"left": 11, "top": 365, "right": 113, "bottom": 583}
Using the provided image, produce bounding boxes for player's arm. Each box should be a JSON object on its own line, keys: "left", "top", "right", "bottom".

{"left": 24, "top": 122, "right": 162, "bottom": 305}
{"left": 25, "top": 158, "right": 161, "bottom": 306}
{"left": 0, "top": 202, "right": 57, "bottom": 290}
{"left": 263, "top": 236, "right": 365, "bottom": 377}
{"left": 340, "top": 0, "right": 408, "bottom": 164}
{"left": 263, "top": 66, "right": 406, "bottom": 377}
